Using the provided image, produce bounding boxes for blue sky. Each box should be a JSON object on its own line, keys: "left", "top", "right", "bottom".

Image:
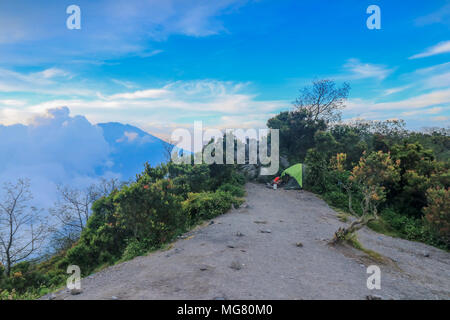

{"left": 0, "top": 0, "right": 449, "bottom": 139}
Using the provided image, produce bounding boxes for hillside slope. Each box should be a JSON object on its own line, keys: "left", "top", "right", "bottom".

{"left": 47, "top": 183, "right": 450, "bottom": 300}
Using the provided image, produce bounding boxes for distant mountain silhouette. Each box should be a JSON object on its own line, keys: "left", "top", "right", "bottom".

{"left": 98, "top": 122, "right": 171, "bottom": 180}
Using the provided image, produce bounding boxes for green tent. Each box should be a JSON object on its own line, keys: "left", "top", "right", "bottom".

{"left": 281, "top": 163, "right": 303, "bottom": 189}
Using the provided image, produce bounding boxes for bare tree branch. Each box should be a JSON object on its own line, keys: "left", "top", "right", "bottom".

{"left": 49, "top": 178, "right": 123, "bottom": 252}
{"left": 293, "top": 79, "right": 350, "bottom": 122}
{"left": 0, "top": 179, "right": 47, "bottom": 276}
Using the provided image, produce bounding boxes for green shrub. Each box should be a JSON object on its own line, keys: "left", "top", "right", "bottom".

{"left": 0, "top": 288, "right": 40, "bottom": 300}
{"left": 423, "top": 187, "right": 450, "bottom": 246}
{"left": 304, "top": 149, "right": 328, "bottom": 193}
{"left": 183, "top": 190, "right": 235, "bottom": 224}
{"left": 217, "top": 183, "right": 245, "bottom": 197}
{"left": 323, "top": 191, "right": 348, "bottom": 209}
{"left": 380, "top": 208, "right": 447, "bottom": 249}
{"left": 121, "top": 239, "right": 152, "bottom": 261}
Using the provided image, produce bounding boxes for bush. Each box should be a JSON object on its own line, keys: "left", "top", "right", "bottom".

{"left": 65, "top": 178, "right": 185, "bottom": 273}
{"left": 217, "top": 183, "right": 246, "bottom": 197}
{"left": 379, "top": 208, "right": 446, "bottom": 249}
{"left": 304, "top": 148, "right": 328, "bottom": 193}
{"left": 423, "top": 187, "right": 450, "bottom": 246}
{"left": 0, "top": 288, "right": 40, "bottom": 300}
{"left": 114, "top": 179, "right": 185, "bottom": 243}
{"left": 121, "top": 239, "right": 152, "bottom": 261}
{"left": 183, "top": 190, "right": 236, "bottom": 224}
{"left": 323, "top": 191, "right": 348, "bottom": 209}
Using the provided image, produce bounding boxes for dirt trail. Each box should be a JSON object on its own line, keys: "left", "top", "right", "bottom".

{"left": 47, "top": 183, "right": 450, "bottom": 300}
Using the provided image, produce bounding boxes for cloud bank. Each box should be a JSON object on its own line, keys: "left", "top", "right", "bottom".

{"left": 0, "top": 107, "right": 112, "bottom": 209}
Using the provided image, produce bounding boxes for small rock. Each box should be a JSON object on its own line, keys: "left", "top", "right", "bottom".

{"left": 260, "top": 229, "right": 272, "bottom": 234}
{"left": 209, "top": 221, "right": 215, "bottom": 225}
{"left": 254, "top": 220, "right": 267, "bottom": 224}
{"left": 230, "top": 261, "right": 242, "bottom": 271}
{"left": 296, "top": 242, "right": 303, "bottom": 247}
{"left": 236, "top": 232, "right": 244, "bottom": 237}
{"left": 48, "top": 293, "right": 56, "bottom": 300}
{"left": 423, "top": 252, "right": 430, "bottom": 258}
{"left": 214, "top": 297, "right": 226, "bottom": 300}
{"left": 111, "top": 296, "right": 119, "bottom": 300}
{"left": 366, "top": 295, "right": 382, "bottom": 300}
{"left": 199, "top": 265, "right": 209, "bottom": 271}
{"left": 70, "top": 288, "right": 82, "bottom": 295}
{"left": 280, "top": 155, "right": 290, "bottom": 168}
{"left": 227, "top": 245, "right": 235, "bottom": 249}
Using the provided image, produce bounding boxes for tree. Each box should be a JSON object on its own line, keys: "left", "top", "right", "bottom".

{"left": 423, "top": 187, "right": 449, "bottom": 246}
{"left": 389, "top": 142, "right": 439, "bottom": 217}
{"left": 163, "top": 140, "right": 177, "bottom": 163}
{"left": 332, "top": 151, "right": 400, "bottom": 243}
{"left": 94, "top": 177, "right": 123, "bottom": 198}
{"left": 50, "top": 184, "right": 96, "bottom": 235}
{"left": 49, "top": 178, "right": 122, "bottom": 251}
{"left": 293, "top": 79, "right": 350, "bottom": 122}
{"left": 267, "top": 109, "right": 326, "bottom": 162}
{"left": 0, "top": 179, "right": 47, "bottom": 276}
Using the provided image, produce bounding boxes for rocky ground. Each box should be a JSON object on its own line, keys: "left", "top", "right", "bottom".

{"left": 45, "top": 183, "right": 450, "bottom": 300}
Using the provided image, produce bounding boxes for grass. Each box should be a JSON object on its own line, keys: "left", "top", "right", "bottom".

{"left": 367, "top": 217, "right": 403, "bottom": 238}
{"left": 336, "top": 212, "right": 350, "bottom": 223}
{"left": 344, "top": 233, "right": 385, "bottom": 263}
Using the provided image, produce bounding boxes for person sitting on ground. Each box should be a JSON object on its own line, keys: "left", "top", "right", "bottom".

{"left": 266, "top": 176, "right": 283, "bottom": 188}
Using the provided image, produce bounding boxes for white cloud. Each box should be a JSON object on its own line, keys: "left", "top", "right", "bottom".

{"left": 344, "top": 90, "right": 450, "bottom": 125}
{"left": 0, "top": 67, "right": 91, "bottom": 97}
{"left": 0, "top": 107, "right": 111, "bottom": 209}
{"left": 399, "top": 62, "right": 450, "bottom": 90}
{"left": 415, "top": 3, "right": 450, "bottom": 26}
{"left": 39, "top": 68, "right": 72, "bottom": 79}
{"left": 431, "top": 115, "right": 449, "bottom": 122}
{"left": 111, "top": 79, "right": 137, "bottom": 89}
{"left": 401, "top": 107, "right": 443, "bottom": 117}
{"left": 25, "top": 80, "right": 282, "bottom": 113}
{"left": 383, "top": 86, "right": 410, "bottom": 96}
{"left": 347, "top": 89, "right": 450, "bottom": 112}
{"left": 0, "top": 79, "right": 286, "bottom": 140}
{"left": 409, "top": 40, "right": 450, "bottom": 59}
{"left": 0, "top": 99, "right": 26, "bottom": 107}
{"left": 116, "top": 131, "right": 139, "bottom": 143}
{"left": 372, "top": 89, "right": 450, "bottom": 110}
{"left": 343, "top": 59, "right": 393, "bottom": 80}
{"left": 424, "top": 72, "right": 450, "bottom": 89}
{"left": 108, "top": 89, "right": 170, "bottom": 100}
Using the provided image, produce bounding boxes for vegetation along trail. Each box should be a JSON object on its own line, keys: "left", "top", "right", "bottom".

{"left": 47, "top": 183, "right": 450, "bottom": 300}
